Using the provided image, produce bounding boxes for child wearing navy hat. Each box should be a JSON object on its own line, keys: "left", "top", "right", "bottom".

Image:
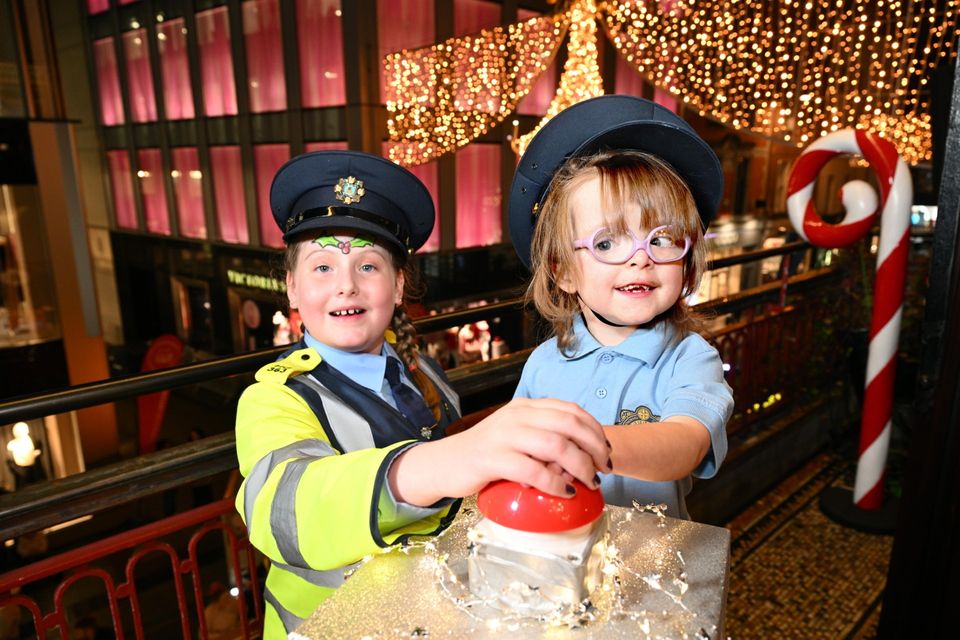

{"left": 509, "top": 96, "right": 734, "bottom": 520}
{"left": 234, "top": 150, "right": 610, "bottom": 638}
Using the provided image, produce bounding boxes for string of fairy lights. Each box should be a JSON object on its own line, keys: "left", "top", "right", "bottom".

{"left": 385, "top": 0, "right": 958, "bottom": 167}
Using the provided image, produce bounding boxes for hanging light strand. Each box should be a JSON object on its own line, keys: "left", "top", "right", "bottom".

{"left": 384, "top": 13, "right": 569, "bottom": 166}
{"left": 511, "top": 0, "right": 605, "bottom": 156}
{"left": 603, "top": 0, "right": 960, "bottom": 164}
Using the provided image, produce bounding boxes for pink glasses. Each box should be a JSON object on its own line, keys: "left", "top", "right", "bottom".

{"left": 573, "top": 225, "right": 691, "bottom": 265}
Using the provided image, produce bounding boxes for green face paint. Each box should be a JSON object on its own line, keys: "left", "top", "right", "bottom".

{"left": 313, "top": 234, "right": 375, "bottom": 255}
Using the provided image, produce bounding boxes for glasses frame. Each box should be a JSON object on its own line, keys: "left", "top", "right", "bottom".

{"left": 572, "top": 224, "right": 692, "bottom": 265}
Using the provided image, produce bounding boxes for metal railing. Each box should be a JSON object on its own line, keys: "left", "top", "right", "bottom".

{"left": 0, "top": 241, "right": 852, "bottom": 639}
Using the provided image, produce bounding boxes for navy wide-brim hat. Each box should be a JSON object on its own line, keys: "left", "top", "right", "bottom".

{"left": 271, "top": 150, "right": 435, "bottom": 254}
{"left": 509, "top": 95, "right": 723, "bottom": 268}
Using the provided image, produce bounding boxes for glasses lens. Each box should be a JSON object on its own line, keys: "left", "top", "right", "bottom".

{"left": 591, "top": 229, "right": 637, "bottom": 264}
{"left": 648, "top": 228, "right": 686, "bottom": 262}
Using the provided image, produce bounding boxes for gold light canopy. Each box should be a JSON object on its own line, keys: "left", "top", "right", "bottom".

{"left": 385, "top": 0, "right": 958, "bottom": 166}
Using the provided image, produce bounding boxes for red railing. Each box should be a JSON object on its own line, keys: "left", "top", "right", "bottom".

{"left": 0, "top": 499, "right": 263, "bottom": 639}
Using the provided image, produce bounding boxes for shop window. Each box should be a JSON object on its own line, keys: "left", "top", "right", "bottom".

{"left": 454, "top": 0, "right": 500, "bottom": 36}
{"left": 297, "top": 0, "right": 345, "bottom": 108}
{"left": 92, "top": 37, "right": 125, "bottom": 125}
{"left": 171, "top": 277, "right": 213, "bottom": 352}
{"left": 107, "top": 150, "right": 137, "bottom": 229}
{"left": 515, "top": 9, "right": 555, "bottom": 116}
{"left": 137, "top": 148, "right": 171, "bottom": 235}
{"left": 196, "top": 6, "right": 238, "bottom": 117}
{"left": 304, "top": 141, "right": 348, "bottom": 152}
{"left": 157, "top": 18, "right": 195, "bottom": 120}
{"left": 87, "top": 0, "right": 109, "bottom": 15}
{"left": 210, "top": 146, "right": 248, "bottom": 244}
{"left": 171, "top": 147, "right": 206, "bottom": 239}
{"left": 122, "top": 29, "right": 158, "bottom": 122}
{"left": 378, "top": 0, "right": 434, "bottom": 100}
{"left": 455, "top": 143, "right": 501, "bottom": 248}
{"left": 243, "top": 0, "right": 287, "bottom": 113}
{"left": 254, "top": 144, "right": 290, "bottom": 248}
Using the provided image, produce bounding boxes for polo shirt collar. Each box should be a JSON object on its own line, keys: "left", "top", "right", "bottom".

{"left": 566, "top": 315, "right": 672, "bottom": 365}
{"left": 303, "top": 331, "right": 397, "bottom": 392}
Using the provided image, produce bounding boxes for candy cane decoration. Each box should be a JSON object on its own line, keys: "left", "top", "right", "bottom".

{"left": 786, "top": 128, "right": 912, "bottom": 510}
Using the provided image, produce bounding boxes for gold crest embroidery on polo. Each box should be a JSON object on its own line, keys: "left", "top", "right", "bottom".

{"left": 618, "top": 405, "right": 661, "bottom": 425}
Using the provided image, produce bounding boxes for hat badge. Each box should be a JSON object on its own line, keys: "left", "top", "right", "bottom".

{"left": 334, "top": 176, "right": 365, "bottom": 205}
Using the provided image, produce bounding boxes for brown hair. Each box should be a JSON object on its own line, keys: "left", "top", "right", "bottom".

{"left": 525, "top": 150, "right": 707, "bottom": 353}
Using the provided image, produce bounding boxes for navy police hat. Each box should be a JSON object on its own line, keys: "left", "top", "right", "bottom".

{"left": 509, "top": 95, "right": 723, "bottom": 268}
{"left": 271, "top": 150, "right": 434, "bottom": 254}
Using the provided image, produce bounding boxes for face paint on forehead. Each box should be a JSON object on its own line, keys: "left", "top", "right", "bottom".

{"left": 312, "top": 234, "right": 376, "bottom": 255}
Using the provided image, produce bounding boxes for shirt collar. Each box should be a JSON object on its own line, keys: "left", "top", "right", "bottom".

{"left": 566, "top": 315, "right": 673, "bottom": 365}
{"left": 303, "top": 331, "right": 397, "bottom": 392}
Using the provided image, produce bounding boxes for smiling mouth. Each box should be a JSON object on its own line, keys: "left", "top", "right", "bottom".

{"left": 331, "top": 309, "right": 365, "bottom": 317}
{"left": 616, "top": 284, "right": 655, "bottom": 292}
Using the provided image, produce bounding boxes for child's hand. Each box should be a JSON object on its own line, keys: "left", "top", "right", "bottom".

{"left": 389, "top": 398, "right": 610, "bottom": 506}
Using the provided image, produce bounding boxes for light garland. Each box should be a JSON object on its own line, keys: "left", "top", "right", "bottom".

{"left": 604, "top": 0, "right": 958, "bottom": 165}
{"left": 384, "top": 13, "right": 569, "bottom": 166}
{"left": 511, "top": 0, "right": 604, "bottom": 156}
{"left": 386, "top": 0, "right": 958, "bottom": 166}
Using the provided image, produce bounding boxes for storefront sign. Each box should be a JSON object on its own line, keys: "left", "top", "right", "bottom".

{"left": 226, "top": 269, "right": 286, "bottom": 293}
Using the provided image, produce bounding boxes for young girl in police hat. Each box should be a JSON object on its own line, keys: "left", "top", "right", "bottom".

{"left": 234, "top": 150, "right": 610, "bottom": 639}
{"left": 509, "top": 95, "right": 734, "bottom": 520}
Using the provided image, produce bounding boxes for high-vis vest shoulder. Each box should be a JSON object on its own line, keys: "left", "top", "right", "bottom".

{"left": 235, "top": 346, "right": 462, "bottom": 638}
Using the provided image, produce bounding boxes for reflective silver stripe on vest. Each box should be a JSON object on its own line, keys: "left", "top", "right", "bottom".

{"left": 243, "top": 439, "right": 337, "bottom": 540}
{"left": 263, "top": 585, "right": 303, "bottom": 635}
{"left": 273, "top": 559, "right": 348, "bottom": 589}
{"left": 300, "top": 374, "right": 376, "bottom": 451}
{"left": 270, "top": 457, "right": 312, "bottom": 566}
{"left": 416, "top": 354, "right": 462, "bottom": 415}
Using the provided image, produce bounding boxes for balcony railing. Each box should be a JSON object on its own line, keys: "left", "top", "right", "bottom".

{"left": 0, "top": 240, "right": 862, "bottom": 639}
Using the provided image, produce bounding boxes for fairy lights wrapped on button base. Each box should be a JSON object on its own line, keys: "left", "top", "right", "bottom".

{"left": 468, "top": 479, "right": 608, "bottom": 615}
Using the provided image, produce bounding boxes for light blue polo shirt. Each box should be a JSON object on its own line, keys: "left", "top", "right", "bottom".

{"left": 514, "top": 316, "right": 733, "bottom": 519}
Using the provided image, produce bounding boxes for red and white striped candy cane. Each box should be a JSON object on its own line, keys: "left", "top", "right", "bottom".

{"left": 786, "top": 128, "right": 913, "bottom": 510}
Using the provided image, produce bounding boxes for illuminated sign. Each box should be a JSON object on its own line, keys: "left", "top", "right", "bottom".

{"left": 227, "top": 269, "right": 286, "bottom": 293}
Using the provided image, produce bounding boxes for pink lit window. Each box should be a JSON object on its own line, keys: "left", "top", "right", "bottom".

{"left": 381, "top": 143, "right": 440, "bottom": 252}
{"left": 254, "top": 144, "right": 290, "bottom": 248}
{"left": 653, "top": 88, "right": 678, "bottom": 113}
{"left": 516, "top": 9, "right": 555, "bottom": 116}
{"left": 408, "top": 162, "right": 440, "bottom": 252}
{"left": 196, "top": 6, "right": 238, "bottom": 116}
{"left": 454, "top": 0, "right": 500, "bottom": 36}
{"left": 456, "top": 143, "right": 501, "bottom": 248}
{"left": 378, "top": 0, "right": 434, "bottom": 99}
{"left": 92, "top": 38, "right": 125, "bottom": 125}
{"left": 122, "top": 29, "right": 158, "bottom": 122}
{"left": 157, "top": 18, "right": 195, "bottom": 120}
{"left": 243, "top": 0, "right": 287, "bottom": 113}
{"left": 210, "top": 146, "right": 249, "bottom": 244}
{"left": 119, "top": 0, "right": 140, "bottom": 4}
{"left": 614, "top": 53, "right": 644, "bottom": 97}
{"left": 107, "top": 150, "right": 137, "bottom": 229}
{"left": 297, "top": 0, "right": 346, "bottom": 108}
{"left": 87, "top": 0, "right": 109, "bottom": 14}
{"left": 171, "top": 148, "right": 207, "bottom": 239}
{"left": 304, "top": 141, "right": 348, "bottom": 152}
{"left": 137, "top": 149, "right": 171, "bottom": 235}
